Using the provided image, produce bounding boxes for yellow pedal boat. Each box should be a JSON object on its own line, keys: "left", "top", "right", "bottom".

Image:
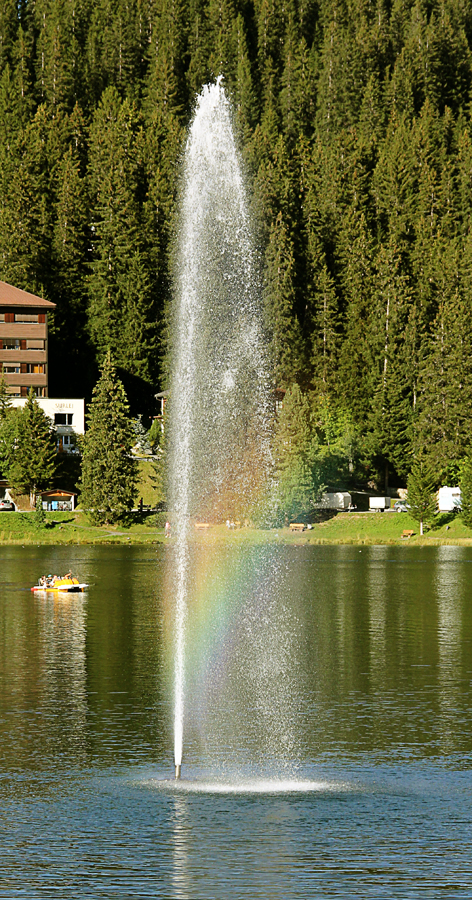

{"left": 31, "top": 577, "right": 88, "bottom": 594}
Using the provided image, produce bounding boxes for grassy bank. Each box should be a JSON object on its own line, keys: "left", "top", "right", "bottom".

{"left": 1, "top": 509, "right": 472, "bottom": 545}
{"left": 0, "top": 510, "right": 166, "bottom": 544}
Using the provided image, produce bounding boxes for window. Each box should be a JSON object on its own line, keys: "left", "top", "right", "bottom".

{"left": 21, "top": 386, "right": 45, "bottom": 397}
{"left": 22, "top": 364, "right": 45, "bottom": 374}
{"left": 1, "top": 339, "right": 20, "bottom": 350}
{"left": 26, "top": 340, "right": 45, "bottom": 350}
{"left": 54, "top": 413, "right": 73, "bottom": 425}
{"left": 14, "top": 313, "right": 39, "bottom": 323}
{"left": 2, "top": 363, "right": 20, "bottom": 374}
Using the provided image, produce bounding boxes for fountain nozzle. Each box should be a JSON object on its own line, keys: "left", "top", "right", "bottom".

{"left": 175, "top": 763, "right": 181, "bottom": 780}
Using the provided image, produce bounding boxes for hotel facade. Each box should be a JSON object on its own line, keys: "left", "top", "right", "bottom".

{"left": 1, "top": 281, "right": 84, "bottom": 452}
{"left": 0, "top": 280, "right": 55, "bottom": 397}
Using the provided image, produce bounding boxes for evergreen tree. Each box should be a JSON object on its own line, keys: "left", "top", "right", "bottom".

{"left": 50, "top": 142, "right": 90, "bottom": 395}
{"left": 87, "top": 87, "right": 156, "bottom": 385}
{"left": 0, "top": 374, "right": 11, "bottom": 419}
{"left": 132, "top": 414, "right": 151, "bottom": 455}
{"left": 407, "top": 456, "right": 437, "bottom": 536}
{"left": 415, "top": 290, "right": 472, "bottom": 482}
{"left": 34, "top": 493, "right": 46, "bottom": 528}
{"left": 8, "top": 390, "right": 56, "bottom": 505}
{"left": 0, "top": 391, "right": 17, "bottom": 479}
{"left": 80, "top": 352, "right": 138, "bottom": 524}
{"left": 263, "top": 211, "right": 304, "bottom": 385}
{"left": 1, "top": 0, "right": 472, "bottom": 494}
{"left": 460, "top": 455, "right": 472, "bottom": 529}
{"left": 272, "top": 383, "right": 322, "bottom": 522}
{"left": 0, "top": 105, "right": 52, "bottom": 291}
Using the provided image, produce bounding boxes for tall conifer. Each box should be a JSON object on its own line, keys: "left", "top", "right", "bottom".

{"left": 80, "top": 352, "right": 138, "bottom": 524}
{"left": 8, "top": 390, "right": 56, "bottom": 506}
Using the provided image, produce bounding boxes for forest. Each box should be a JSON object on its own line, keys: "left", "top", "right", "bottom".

{"left": 1, "top": 0, "right": 472, "bottom": 492}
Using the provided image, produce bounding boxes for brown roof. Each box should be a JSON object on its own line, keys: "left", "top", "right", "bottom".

{"left": 0, "top": 281, "right": 56, "bottom": 309}
{"left": 40, "top": 489, "right": 77, "bottom": 497}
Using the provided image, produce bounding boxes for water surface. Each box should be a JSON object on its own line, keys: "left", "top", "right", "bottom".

{"left": 0, "top": 544, "right": 471, "bottom": 897}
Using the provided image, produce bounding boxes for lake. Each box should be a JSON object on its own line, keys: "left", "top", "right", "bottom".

{"left": 0, "top": 543, "right": 471, "bottom": 898}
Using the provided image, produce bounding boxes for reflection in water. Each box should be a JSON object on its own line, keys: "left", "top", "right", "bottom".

{"left": 1, "top": 545, "right": 472, "bottom": 899}
{"left": 172, "top": 794, "right": 191, "bottom": 900}
{"left": 435, "top": 547, "right": 463, "bottom": 754}
{"left": 367, "top": 547, "right": 388, "bottom": 691}
{"left": 39, "top": 595, "right": 87, "bottom": 762}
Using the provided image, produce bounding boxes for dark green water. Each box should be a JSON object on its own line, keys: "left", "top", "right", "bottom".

{"left": 0, "top": 544, "right": 471, "bottom": 897}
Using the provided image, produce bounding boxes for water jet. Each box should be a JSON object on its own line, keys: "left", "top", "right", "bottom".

{"left": 168, "top": 78, "right": 271, "bottom": 775}
{"left": 175, "top": 763, "right": 181, "bottom": 780}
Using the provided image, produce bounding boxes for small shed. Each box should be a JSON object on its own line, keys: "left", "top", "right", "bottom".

{"left": 40, "top": 489, "right": 77, "bottom": 511}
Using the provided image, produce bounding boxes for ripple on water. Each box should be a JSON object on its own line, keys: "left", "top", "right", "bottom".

{"left": 144, "top": 776, "right": 350, "bottom": 794}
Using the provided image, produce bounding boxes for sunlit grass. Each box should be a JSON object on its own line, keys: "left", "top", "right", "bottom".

{"left": 1, "top": 509, "right": 471, "bottom": 545}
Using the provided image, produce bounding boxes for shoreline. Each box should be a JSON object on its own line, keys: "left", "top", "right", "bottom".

{"left": 1, "top": 511, "right": 471, "bottom": 546}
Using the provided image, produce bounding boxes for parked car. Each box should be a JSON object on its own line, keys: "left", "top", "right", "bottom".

{"left": 0, "top": 499, "right": 14, "bottom": 511}
{"left": 393, "top": 500, "right": 409, "bottom": 513}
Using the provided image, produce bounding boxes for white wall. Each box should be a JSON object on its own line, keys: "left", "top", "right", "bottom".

{"left": 10, "top": 398, "right": 85, "bottom": 434}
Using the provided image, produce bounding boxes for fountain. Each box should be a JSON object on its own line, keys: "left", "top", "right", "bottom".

{"left": 167, "top": 79, "right": 272, "bottom": 780}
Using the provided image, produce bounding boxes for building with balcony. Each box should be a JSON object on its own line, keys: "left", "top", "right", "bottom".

{"left": 0, "top": 280, "right": 55, "bottom": 397}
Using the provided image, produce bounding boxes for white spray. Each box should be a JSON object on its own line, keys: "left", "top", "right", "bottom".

{"left": 168, "top": 79, "right": 271, "bottom": 778}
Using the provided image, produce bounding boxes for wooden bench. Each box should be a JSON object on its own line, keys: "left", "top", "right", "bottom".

{"left": 289, "top": 523, "right": 306, "bottom": 532}
{"left": 194, "top": 522, "right": 211, "bottom": 530}
{"left": 401, "top": 529, "right": 415, "bottom": 539}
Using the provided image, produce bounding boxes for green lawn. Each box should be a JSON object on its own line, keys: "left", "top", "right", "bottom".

{"left": 137, "top": 458, "right": 161, "bottom": 508}
{"left": 0, "top": 510, "right": 166, "bottom": 544}
{"left": 1, "top": 508, "right": 471, "bottom": 545}
{"left": 298, "top": 510, "right": 472, "bottom": 544}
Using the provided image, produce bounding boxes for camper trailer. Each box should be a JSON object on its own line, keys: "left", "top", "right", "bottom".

{"left": 437, "top": 487, "right": 461, "bottom": 512}
{"left": 314, "top": 492, "right": 352, "bottom": 511}
{"left": 369, "top": 496, "right": 391, "bottom": 511}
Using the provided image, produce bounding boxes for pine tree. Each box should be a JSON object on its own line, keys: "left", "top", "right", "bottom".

{"left": 0, "top": 382, "right": 17, "bottom": 479}
{"left": 0, "top": 105, "right": 52, "bottom": 292}
{"left": 337, "top": 209, "right": 377, "bottom": 427}
{"left": 460, "top": 456, "right": 472, "bottom": 529}
{"left": 0, "top": 374, "right": 11, "bottom": 419}
{"left": 415, "top": 289, "right": 472, "bottom": 483}
{"left": 272, "top": 383, "right": 321, "bottom": 522}
{"left": 50, "top": 143, "right": 90, "bottom": 395}
{"left": 8, "top": 389, "right": 57, "bottom": 506}
{"left": 34, "top": 493, "right": 46, "bottom": 528}
{"left": 306, "top": 239, "right": 339, "bottom": 398}
{"left": 132, "top": 414, "right": 151, "bottom": 455}
{"left": 263, "top": 211, "right": 304, "bottom": 385}
{"left": 407, "top": 456, "right": 437, "bottom": 536}
{"left": 87, "top": 87, "right": 156, "bottom": 385}
{"left": 80, "top": 352, "right": 138, "bottom": 524}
